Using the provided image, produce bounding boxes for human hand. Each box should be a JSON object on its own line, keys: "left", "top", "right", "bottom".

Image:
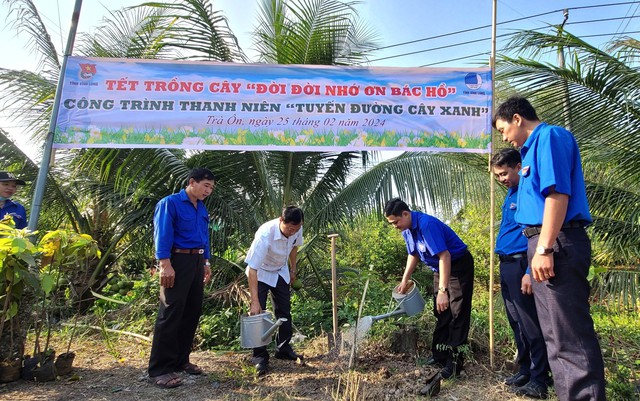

{"left": 249, "top": 301, "right": 262, "bottom": 316}
{"left": 396, "top": 279, "right": 411, "bottom": 294}
{"left": 521, "top": 274, "right": 533, "bottom": 295}
{"left": 436, "top": 291, "right": 449, "bottom": 313}
{"left": 158, "top": 259, "right": 175, "bottom": 288}
{"left": 203, "top": 263, "right": 211, "bottom": 284}
{"left": 531, "top": 253, "right": 555, "bottom": 282}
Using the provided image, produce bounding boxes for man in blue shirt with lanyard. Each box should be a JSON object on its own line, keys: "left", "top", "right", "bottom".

{"left": 148, "top": 168, "right": 215, "bottom": 389}
{"left": 493, "top": 96, "right": 605, "bottom": 401}
{"left": 0, "top": 171, "right": 28, "bottom": 229}
{"left": 384, "top": 198, "right": 474, "bottom": 381}
{"left": 492, "top": 149, "right": 551, "bottom": 398}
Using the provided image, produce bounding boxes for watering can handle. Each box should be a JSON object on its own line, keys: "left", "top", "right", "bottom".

{"left": 260, "top": 317, "right": 288, "bottom": 342}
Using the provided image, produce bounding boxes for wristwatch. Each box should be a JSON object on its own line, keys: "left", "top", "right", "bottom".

{"left": 536, "top": 245, "right": 554, "bottom": 255}
{"left": 438, "top": 286, "right": 448, "bottom": 293}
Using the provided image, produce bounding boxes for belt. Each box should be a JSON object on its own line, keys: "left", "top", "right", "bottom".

{"left": 522, "top": 221, "right": 585, "bottom": 239}
{"left": 172, "top": 248, "right": 205, "bottom": 254}
{"left": 498, "top": 252, "right": 527, "bottom": 263}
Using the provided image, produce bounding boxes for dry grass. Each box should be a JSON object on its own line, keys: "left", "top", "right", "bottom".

{"left": 0, "top": 330, "right": 554, "bottom": 401}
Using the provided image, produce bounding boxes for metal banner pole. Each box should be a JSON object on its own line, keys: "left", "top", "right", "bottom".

{"left": 28, "top": 0, "right": 84, "bottom": 231}
{"left": 489, "top": 0, "right": 498, "bottom": 369}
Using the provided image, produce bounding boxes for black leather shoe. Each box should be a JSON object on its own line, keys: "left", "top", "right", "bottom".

{"left": 255, "top": 362, "right": 268, "bottom": 376}
{"left": 438, "top": 358, "right": 464, "bottom": 380}
{"left": 274, "top": 348, "right": 302, "bottom": 361}
{"left": 505, "top": 372, "right": 530, "bottom": 387}
{"left": 425, "top": 356, "right": 445, "bottom": 367}
{"left": 511, "top": 381, "right": 548, "bottom": 399}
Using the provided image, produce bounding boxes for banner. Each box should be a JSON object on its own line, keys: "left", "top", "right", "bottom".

{"left": 54, "top": 57, "right": 492, "bottom": 153}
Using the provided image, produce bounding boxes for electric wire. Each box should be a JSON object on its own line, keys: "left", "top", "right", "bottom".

{"left": 419, "top": 29, "right": 640, "bottom": 67}
{"left": 367, "top": 15, "right": 640, "bottom": 64}
{"left": 364, "top": 1, "right": 640, "bottom": 54}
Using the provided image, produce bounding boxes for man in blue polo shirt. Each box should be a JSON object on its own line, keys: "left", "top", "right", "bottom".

{"left": 384, "top": 198, "right": 474, "bottom": 381}
{"left": 492, "top": 148, "right": 551, "bottom": 398}
{"left": 0, "top": 171, "right": 28, "bottom": 229}
{"left": 493, "top": 96, "right": 605, "bottom": 401}
{"left": 148, "top": 168, "right": 215, "bottom": 389}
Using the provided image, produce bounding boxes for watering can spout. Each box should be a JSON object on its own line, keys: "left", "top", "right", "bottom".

{"left": 371, "top": 308, "right": 405, "bottom": 322}
{"left": 260, "top": 317, "right": 287, "bottom": 342}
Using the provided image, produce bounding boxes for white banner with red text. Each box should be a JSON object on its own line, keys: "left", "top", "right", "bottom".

{"left": 54, "top": 57, "right": 492, "bottom": 153}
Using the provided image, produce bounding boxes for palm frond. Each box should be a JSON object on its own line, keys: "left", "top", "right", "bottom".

{"left": 140, "top": 0, "right": 245, "bottom": 61}
{"left": 253, "top": 0, "right": 378, "bottom": 65}
{"left": 3, "top": 0, "right": 60, "bottom": 74}
{"left": 77, "top": 5, "right": 175, "bottom": 59}
{"left": 0, "top": 68, "right": 55, "bottom": 143}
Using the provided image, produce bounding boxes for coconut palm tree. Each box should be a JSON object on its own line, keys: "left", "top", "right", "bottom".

{"left": 0, "top": 0, "right": 493, "bottom": 308}
{"left": 0, "top": 0, "right": 246, "bottom": 301}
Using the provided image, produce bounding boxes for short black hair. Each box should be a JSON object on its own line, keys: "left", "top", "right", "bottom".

{"left": 282, "top": 205, "right": 304, "bottom": 224}
{"left": 188, "top": 168, "right": 217, "bottom": 183}
{"left": 491, "top": 148, "right": 521, "bottom": 168}
{"left": 384, "top": 198, "right": 410, "bottom": 217}
{"left": 492, "top": 96, "right": 539, "bottom": 128}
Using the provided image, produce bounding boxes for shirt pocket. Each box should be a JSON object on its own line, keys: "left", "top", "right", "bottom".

{"left": 177, "top": 214, "right": 196, "bottom": 232}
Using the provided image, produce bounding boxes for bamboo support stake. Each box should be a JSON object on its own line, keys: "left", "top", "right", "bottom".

{"left": 328, "top": 234, "right": 339, "bottom": 345}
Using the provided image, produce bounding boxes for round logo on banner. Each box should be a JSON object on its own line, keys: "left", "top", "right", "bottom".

{"left": 464, "top": 73, "right": 482, "bottom": 90}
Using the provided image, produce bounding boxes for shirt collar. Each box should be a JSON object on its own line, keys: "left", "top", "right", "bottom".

{"left": 1, "top": 198, "right": 16, "bottom": 207}
{"left": 521, "top": 122, "right": 546, "bottom": 153}
{"left": 272, "top": 219, "right": 285, "bottom": 241}
{"left": 410, "top": 210, "right": 419, "bottom": 230}
{"left": 177, "top": 189, "right": 192, "bottom": 203}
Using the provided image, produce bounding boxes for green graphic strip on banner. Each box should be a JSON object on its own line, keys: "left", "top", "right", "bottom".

{"left": 55, "top": 57, "right": 493, "bottom": 153}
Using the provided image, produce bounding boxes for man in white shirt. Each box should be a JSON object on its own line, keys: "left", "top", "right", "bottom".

{"left": 245, "top": 206, "right": 304, "bottom": 375}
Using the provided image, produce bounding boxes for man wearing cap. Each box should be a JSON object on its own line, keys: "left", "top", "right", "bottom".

{"left": 148, "top": 168, "right": 215, "bottom": 389}
{"left": 493, "top": 96, "right": 605, "bottom": 401}
{"left": 491, "top": 148, "right": 551, "bottom": 398}
{"left": 0, "top": 171, "right": 28, "bottom": 229}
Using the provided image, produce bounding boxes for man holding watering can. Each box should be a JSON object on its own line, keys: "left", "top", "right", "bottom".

{"left": 384, "top": 198, "right": 474, "bottom": 381}
{"left": 245, "top": 206, "right": 304, "bottom": 376}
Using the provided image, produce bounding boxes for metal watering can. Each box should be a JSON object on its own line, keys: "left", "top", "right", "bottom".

{"left": 372, "top": 280, "right": 426, "bottom": 322}
{"left": 240, "top": 311, "right": 287, "bottom": 348}
{"left": 349, "top": 280, "right": 427, "bottom": 344}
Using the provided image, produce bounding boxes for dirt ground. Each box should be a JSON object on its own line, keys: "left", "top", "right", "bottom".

{"left": 0, "top": 333, "right": 551, "bottom": 401}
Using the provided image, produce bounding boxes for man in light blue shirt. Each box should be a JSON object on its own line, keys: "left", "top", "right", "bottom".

{"left": 148, "top": 168, "right": 215, "bottom": 389}
{"left": 245, "top": 206, "right": 304, "bottom": 376}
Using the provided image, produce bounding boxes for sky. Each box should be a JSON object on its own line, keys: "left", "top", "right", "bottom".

{"left": 1, "top": 0, "right": 638, "bottom": 157}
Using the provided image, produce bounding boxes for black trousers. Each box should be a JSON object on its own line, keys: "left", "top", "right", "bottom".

{"left": 431, "top": 251, "right": 474, "bottom": 367}
{"left": 527, "top": 227, "right": 605, "bottom": 401}
{"left": 500, "top": 256, "right": 550, "bottom": 385}
{"left": 252, "top": 275, "right": 293, "bottom": 364}
{"left": 148, "top": 253, "right": 204, "bottom": 377}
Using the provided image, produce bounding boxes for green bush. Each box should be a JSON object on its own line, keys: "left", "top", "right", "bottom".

{"left": 448, "top": 205, "right": 493, "bottom": 283}
{"left": 197, "top": 305, "right": 242, "bottom": 350}
{"left": 336, "top": 215, "right": 408, "bottom": 282}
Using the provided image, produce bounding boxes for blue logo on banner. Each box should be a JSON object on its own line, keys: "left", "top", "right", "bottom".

{"left": 465, "top": 73, "right": 482, "bottom": 90}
